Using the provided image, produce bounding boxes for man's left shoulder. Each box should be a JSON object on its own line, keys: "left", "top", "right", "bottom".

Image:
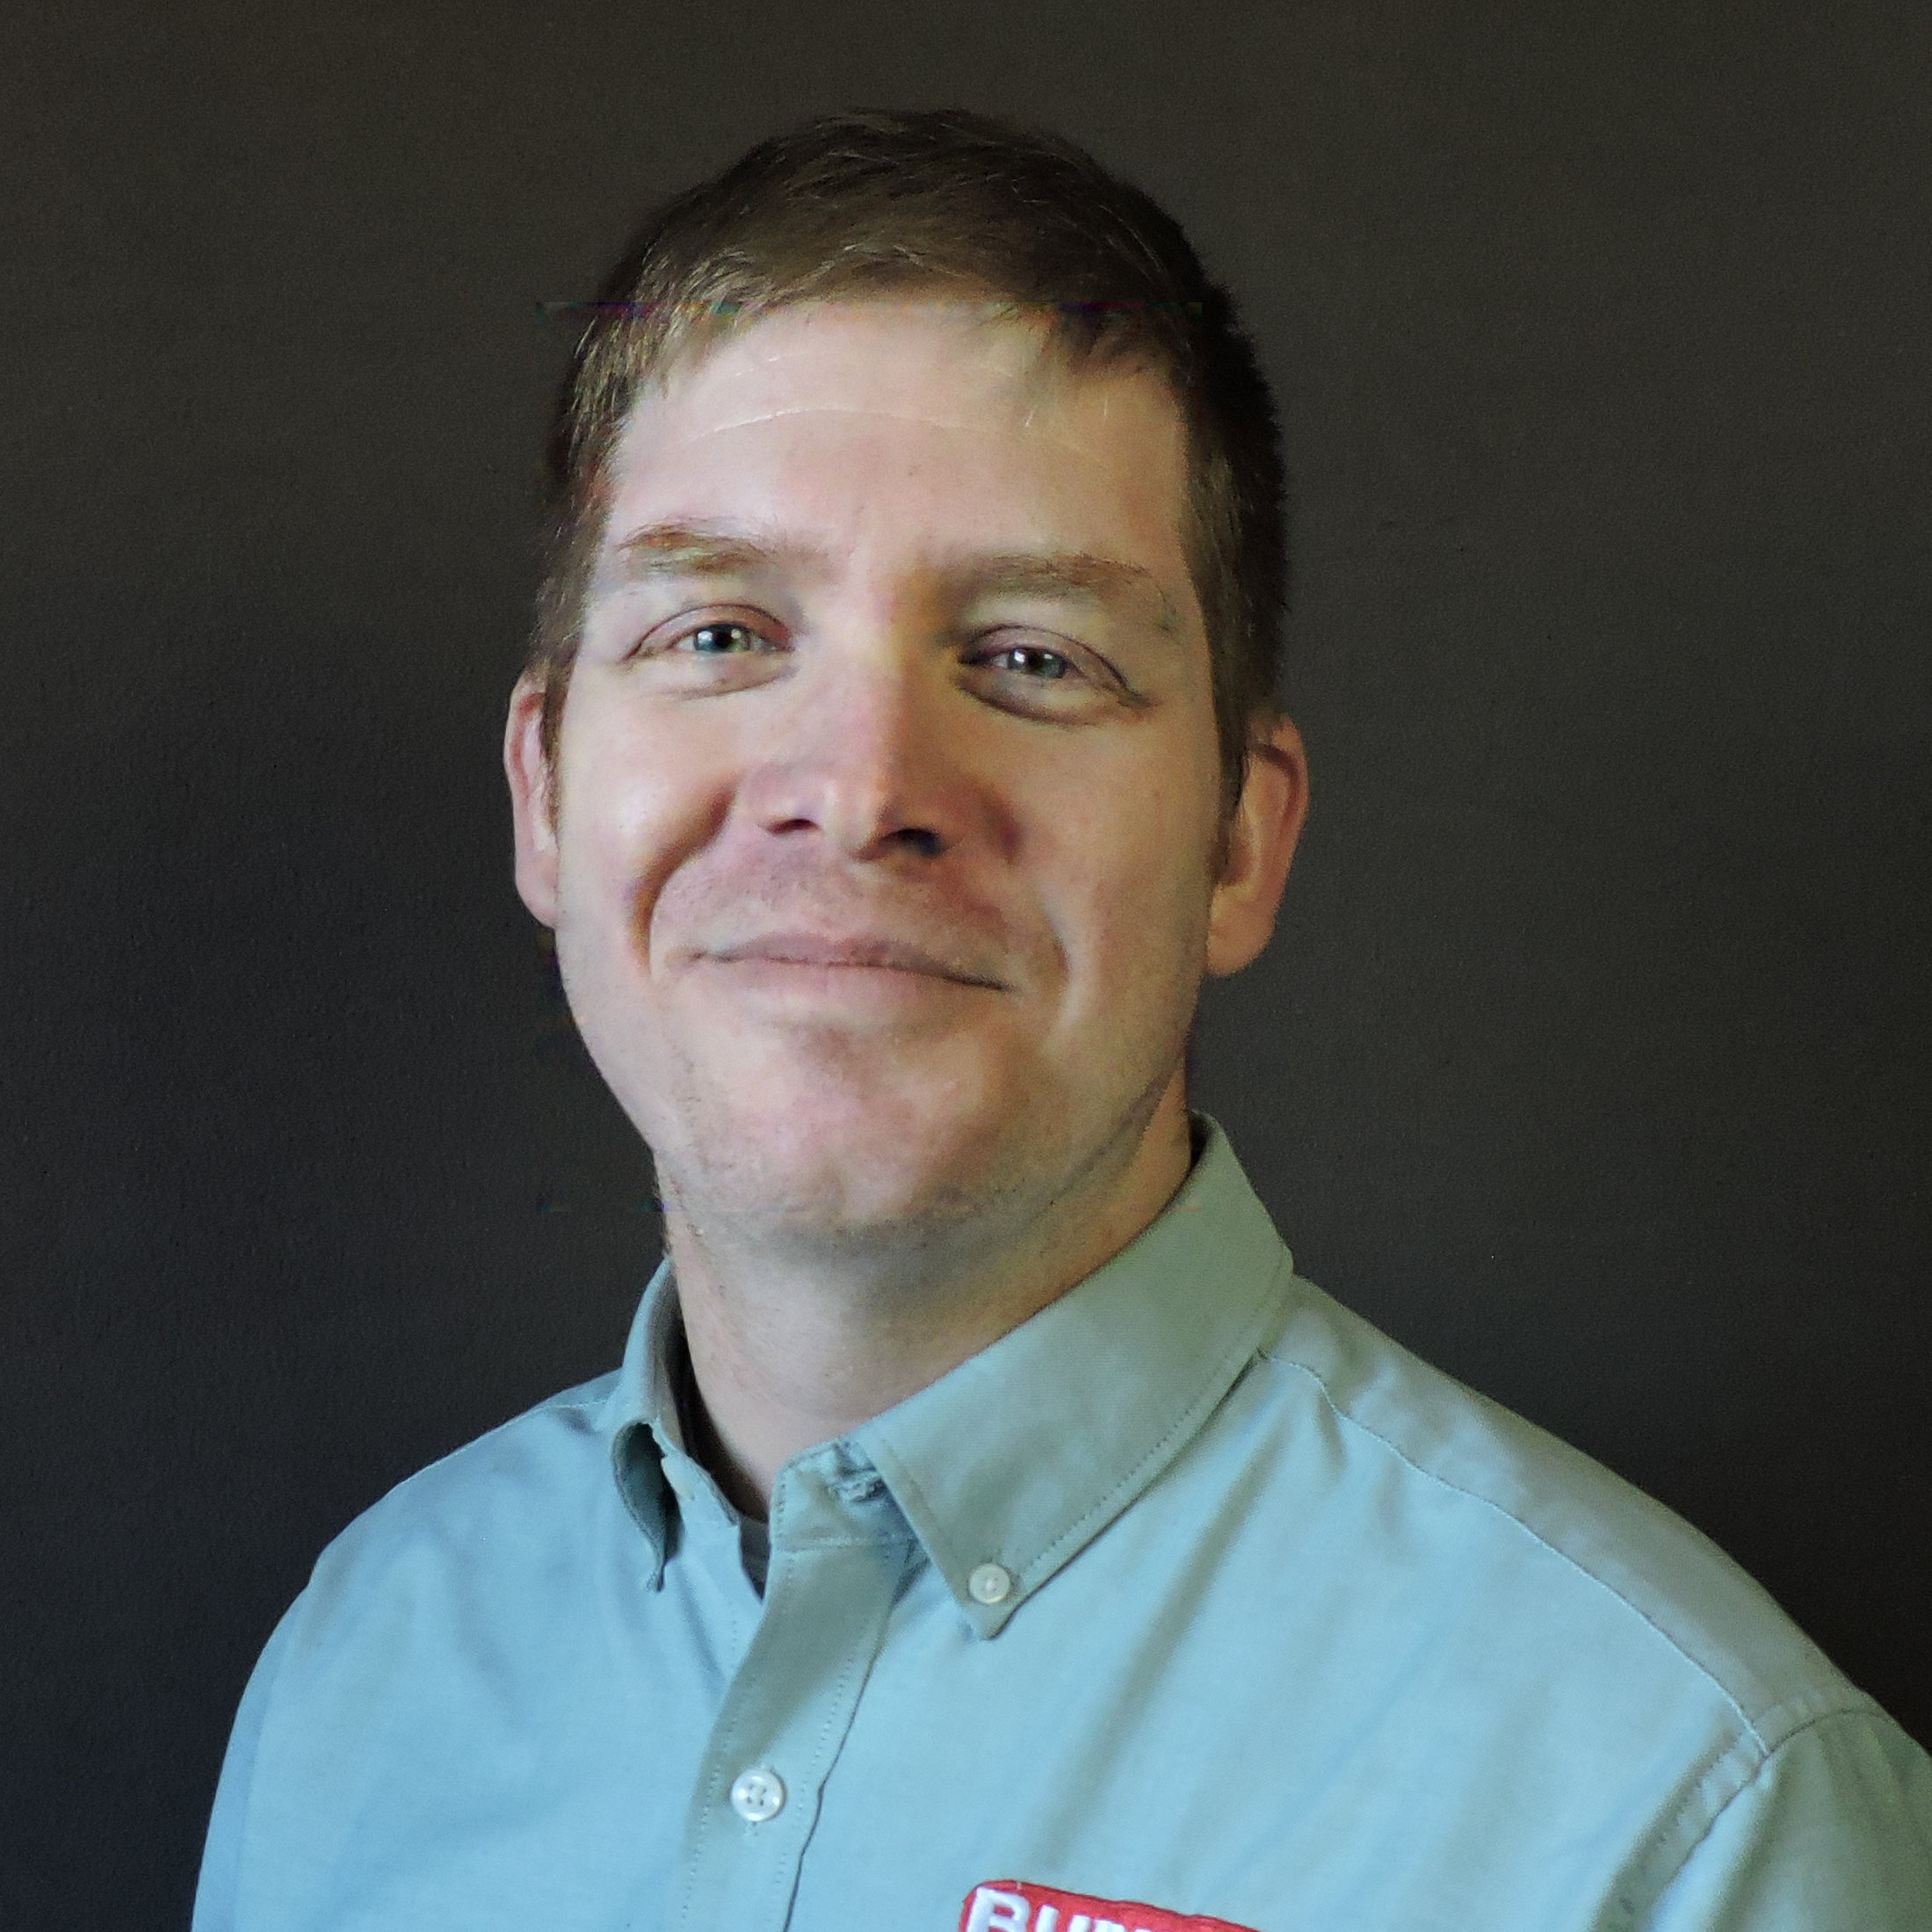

{"left": 1254, "top": 1274, "right": 1869, "bottom": 1750}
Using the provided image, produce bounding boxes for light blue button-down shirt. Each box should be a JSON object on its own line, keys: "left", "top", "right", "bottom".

{"left": 195, "top": 1119, "right": 1932, "bottom": 1930}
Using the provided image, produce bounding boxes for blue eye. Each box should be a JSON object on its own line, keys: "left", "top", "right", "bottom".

{"left": 993, "top": 644, "right": 1071, "bottom": 680}
{"left": 686, "top": 623, "right": 761, "bottom": 655}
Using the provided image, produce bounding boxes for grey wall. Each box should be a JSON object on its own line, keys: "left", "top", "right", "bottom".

{"left": 4, "top": 2, "right": 1927, "bottom": 1923}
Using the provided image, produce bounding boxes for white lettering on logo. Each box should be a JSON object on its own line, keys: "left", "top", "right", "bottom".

{"left": 965, "top": 1887, "right": 1031, "bottom": 1932}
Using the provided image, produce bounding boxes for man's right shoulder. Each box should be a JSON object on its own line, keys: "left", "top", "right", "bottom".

{"left": 295, "top": 1370, "right": 626, "bottom": 1626}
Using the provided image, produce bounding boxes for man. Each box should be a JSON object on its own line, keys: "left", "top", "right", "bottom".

{"left": 195, "top": 110, "right": 1931, "bottom": 1931}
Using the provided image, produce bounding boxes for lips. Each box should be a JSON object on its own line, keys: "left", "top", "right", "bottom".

{"left": 708, "top": 931, "right": 1009, "bottom": 989}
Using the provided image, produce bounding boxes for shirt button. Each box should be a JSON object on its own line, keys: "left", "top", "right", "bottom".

{"left": 967, "top": 1561, "right": 1013, "bottom": 1604}
{"left": 729, "top": 1767, "right": 785, "bottom": 1823}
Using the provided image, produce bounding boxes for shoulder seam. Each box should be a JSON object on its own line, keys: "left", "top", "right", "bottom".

{"left": 1260, "top": 1346, "right": 1786, "bottom": 1753}
{"left": 1628, "top": 1705, "right": 1896, "bottom": 1922}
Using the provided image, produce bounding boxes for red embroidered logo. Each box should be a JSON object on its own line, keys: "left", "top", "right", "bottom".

{"left": 959, "top": 1879, "right": 1261, "bottom": 1932}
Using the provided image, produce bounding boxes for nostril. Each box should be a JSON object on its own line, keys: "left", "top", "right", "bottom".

{"left": 893, "top": 827, "right": 945, "bottom": 858}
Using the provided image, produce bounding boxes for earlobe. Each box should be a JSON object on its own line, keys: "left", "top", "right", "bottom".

{"left": 504, "top": 675, "right": 561, "bottom": 929}
{"left": 1204, "top": 713, "right": 1310, "bottom": 979}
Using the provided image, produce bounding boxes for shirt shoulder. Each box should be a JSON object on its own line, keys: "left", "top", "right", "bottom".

{"left": 293, "top": 1370, "right": 623, "bottom": 1632}
{"left": 1256, "top": 1273, "right": 1870, "bottom": 1755}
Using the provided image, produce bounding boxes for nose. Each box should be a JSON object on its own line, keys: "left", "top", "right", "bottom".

{"left": 737, "top": 644, "right": 987, "bottom": 865}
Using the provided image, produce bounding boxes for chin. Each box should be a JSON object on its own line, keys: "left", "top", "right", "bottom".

{"left": 769, "top": 1089, "right": 1009, "bottom": 1216}
{"left": 654, "top": 1057, "right": 1046, "bottom": 1246}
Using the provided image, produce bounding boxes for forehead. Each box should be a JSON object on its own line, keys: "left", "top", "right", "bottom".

{"left": 647, "top": 299, "right": 1071, "bottom": 431}
{"left": 599, "top": 302, "right": 1196, "bottom": 585}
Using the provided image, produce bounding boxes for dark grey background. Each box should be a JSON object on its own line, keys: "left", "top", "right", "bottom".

{"left": 4, "top": 1, "right": 1928, "bottom": 1923}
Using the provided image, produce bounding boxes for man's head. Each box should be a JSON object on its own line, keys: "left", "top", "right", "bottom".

{"left": 505, "top": 111, "right": 1306, "bottom": 1283}
{"left": 528, "top": 108, "right": 1290, "bottom": 836}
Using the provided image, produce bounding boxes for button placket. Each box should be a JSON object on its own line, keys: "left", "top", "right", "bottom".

{"left": 669, "top": 1452, "right": 915, "bottom": 1932}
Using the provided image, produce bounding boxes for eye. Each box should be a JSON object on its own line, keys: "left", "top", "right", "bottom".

{"left": 963, "top": 629, "right": 1141, "bottom": 720}
{"left": 621, "top": 609, "right": 790, "bottom": 693}
{"left": 985, "top": 642, "right": 1074, "bottom": 681}
{"left": 680, "top": 620, "right": 768, "bottom": 655}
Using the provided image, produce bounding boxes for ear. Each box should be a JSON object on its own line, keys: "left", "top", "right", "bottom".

{"left": 1205, "top": 713, "right": 1310, "bottom": 978}
{"left": 504, "top": 673, "right": 560, "bottom": 928}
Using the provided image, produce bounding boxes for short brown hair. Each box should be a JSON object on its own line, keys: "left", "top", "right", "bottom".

{"left": 530, "top": 108, "right": 1287, "bottom": 827}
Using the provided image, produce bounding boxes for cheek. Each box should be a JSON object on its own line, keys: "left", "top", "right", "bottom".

{"left": 1027, "top": 742, "right": 1219, "bottom": 1013}
{"left": 553, "top": 687, "right": 731, "bottom": 966}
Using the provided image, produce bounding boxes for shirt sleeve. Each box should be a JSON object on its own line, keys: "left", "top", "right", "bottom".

{"left": 1645, "top": 1708, "right": 1932, "bottom": 1930}
{"left": 191, "top": 1597, "right": 304, "bottom": 1932}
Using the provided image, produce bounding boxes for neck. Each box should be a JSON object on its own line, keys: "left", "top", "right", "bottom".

{"left": 662, "top": 1076, "right": 1196, "bottom": 1519}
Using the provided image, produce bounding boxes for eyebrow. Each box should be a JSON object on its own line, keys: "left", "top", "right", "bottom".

{"left": 935, "top": 552, "right": 1183, "bottom": 635}
{"left": 605, "top": 523, "right": 822, "bottom": 583}
{"left": 603, "top": 521, "right": 1183, "bottom": 635}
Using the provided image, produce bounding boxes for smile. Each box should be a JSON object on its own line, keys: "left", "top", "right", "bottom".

{"left": 706, "top": 932, "right": 1009, "bottom": 989}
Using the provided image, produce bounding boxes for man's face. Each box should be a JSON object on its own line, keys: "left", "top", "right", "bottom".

{"left": 508, "top": 300, "right": 1292, "bottom": 1255}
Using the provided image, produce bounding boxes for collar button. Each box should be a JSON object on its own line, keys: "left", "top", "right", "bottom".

{"left": 967, "top": 1561, "right": 1013, "bottom": 1605}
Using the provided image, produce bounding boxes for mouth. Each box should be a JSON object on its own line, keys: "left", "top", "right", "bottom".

{"left": 707, "top": 932, "right": 1010, "bottom": 990}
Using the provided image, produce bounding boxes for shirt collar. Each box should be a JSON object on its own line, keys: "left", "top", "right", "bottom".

{"left": 602, "top": 1268, "right": 684, "bottom": 1587}
{"left": 602, "top": 1115, "right": 1297, "bottom": 1631}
